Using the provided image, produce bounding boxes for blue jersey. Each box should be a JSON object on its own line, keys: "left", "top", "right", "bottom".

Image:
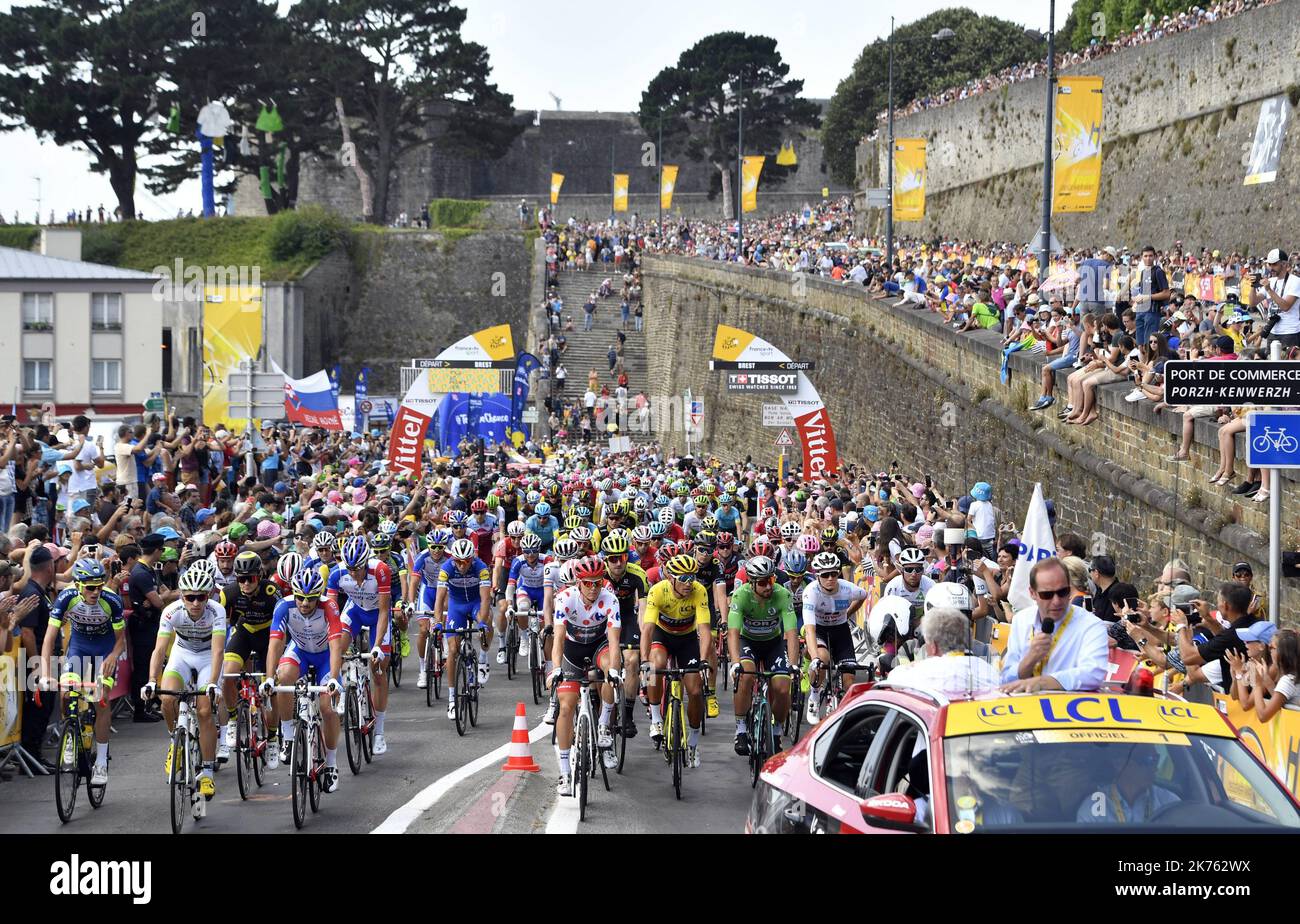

{"left": 413, "top": 549, "right": 448, "bottom": 588}
{"left": 438, "top": 557, "right": 491, "bottom": 606}
{"left": 714, "top": 506, "right": 741, "bottom": 534}
{"left": 525, "top": 514, "right": 559, "bottom": 545}
{"left": 50, "top": 587, "right": 125, "bottom": 639}
{"left": 508, "top": 555, "right": 548, "bottom": 592}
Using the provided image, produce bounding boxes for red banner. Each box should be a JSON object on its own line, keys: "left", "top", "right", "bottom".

{"left": 387, "top": 405, "right": 430, "bottom": 477}
{"left": 794, "top": 406, "right": 840, "bottom": 480}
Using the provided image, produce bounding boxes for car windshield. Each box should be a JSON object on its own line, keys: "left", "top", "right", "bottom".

{"left": 942, "top": 731, "right": 1300, "bottom": 831}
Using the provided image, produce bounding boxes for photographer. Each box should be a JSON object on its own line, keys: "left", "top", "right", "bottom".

{"left": 1173, "top": 582, "right": 1258, "bottom": 694}
{"left": 1248, "top": 249, "right": 1300, "bottom": 351}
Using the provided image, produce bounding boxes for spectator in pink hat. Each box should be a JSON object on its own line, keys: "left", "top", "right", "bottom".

{"left": 328, "top": 490, "right": 343, "bottom": 504}
{"left": 256, "top": 519, "right": 281, "bottom": 541}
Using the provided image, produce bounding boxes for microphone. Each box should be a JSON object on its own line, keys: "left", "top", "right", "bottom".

{"left": 1041, "top": 617, "right": 1055, "bottom": 635}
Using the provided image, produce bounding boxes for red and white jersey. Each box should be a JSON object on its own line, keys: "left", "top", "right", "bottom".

{"left": 493, "top": 536, "right": 519, "bottom": 571}
{"left": 270, "top": 597, "right": 345, "bottom": 654}
{"left": 327, "top": 559, "right": 393, "bottom": 615}
{"left": 554, "top": 585, "right": 621, "bottom": 645}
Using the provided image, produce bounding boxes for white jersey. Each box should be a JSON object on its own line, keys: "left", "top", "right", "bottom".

{"left": 554, "top": 585, "right": 621, "bottom": 645}
{"left": 801, "top": 578, "right": 868, "bottom": 628}
{"left": 159, "top": 598, "right": 227, "bottom": 652}
{"left": 543, "top": 559, "right": 566, "bottom": 591}
{"left": 883, "top": 574, "right": 936, "bottom": 606}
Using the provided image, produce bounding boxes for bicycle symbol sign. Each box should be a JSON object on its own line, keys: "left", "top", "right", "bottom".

{"left": 1247, "top": 412, "right": 1300, "bottom": 469}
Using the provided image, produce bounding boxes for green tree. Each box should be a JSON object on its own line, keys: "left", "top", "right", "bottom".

{"left": 0, "top": 0, "right": 197, "bottom": 219}
{"left": 637, "top": 32, "right": 821, "bottom": 219}
{"left": 290, "top": 0, "right": 522, "bottom": 223}
{"left": 822, "top": 8, "right": 1046, "bottom": 187}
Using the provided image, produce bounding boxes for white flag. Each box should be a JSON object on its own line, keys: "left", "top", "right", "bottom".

{"left": 1008, "top": 483, "right": 1057, "bottom": 613}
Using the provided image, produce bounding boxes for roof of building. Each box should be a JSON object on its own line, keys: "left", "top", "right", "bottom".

{"left": 0, "top": 246, "right": 160, "bottom": 282}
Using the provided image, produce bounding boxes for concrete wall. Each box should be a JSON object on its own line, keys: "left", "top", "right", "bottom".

{"left": 641, "top": 254, "right": 1299, "bottom": 621}
{"left": 856, "top": 0, "right": 1300, "bottom": 252}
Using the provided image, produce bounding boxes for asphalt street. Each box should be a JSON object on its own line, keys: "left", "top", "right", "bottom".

{"left": 0, "top": 645, "right": 762, "bottom": 834}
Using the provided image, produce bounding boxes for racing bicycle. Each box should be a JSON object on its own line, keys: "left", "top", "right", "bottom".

{"left": 41, "top": 678, "right": 109, "bottom": 823}
{"left": 222, "top": 665, "right": 270, "bottom": 800}
{"left": 654, "top": 663, "right": 704, "bottom": 801}
{"left": 274, "top": 668, "right": 332, "bottom": 830}
{"left": 156, "top": 676, "right": 215, "bottom": 835}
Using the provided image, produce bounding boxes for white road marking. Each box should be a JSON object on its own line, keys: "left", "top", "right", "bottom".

{"left": 370, "top": 720, "right": 550, "bottom": 834}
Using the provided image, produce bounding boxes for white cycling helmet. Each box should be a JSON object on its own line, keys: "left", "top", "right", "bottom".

{"left": 557, "top": 560, "right": 578, "bottom": 588}
{"left": 896, "top": 547, "right": 927, "bottom": 567}
{"left": 507, "top": 520, "right": 526, "bottom": 539}
{"left": 178, "top": 566, "right": 215, "bottom": 595}
{"left": 924, "top": 581, "right": 972, "bottom": 616}
{"left": 811, "top": 551, "right": 841, "bottom": 575}
{"left": 276, "top": 551, "right": 304, "bottom": 584}
{"left": 867, "top": 596, "right": 913, "bottom": 644}
{"left": 780, "top": 521, "right": 801, "bottom": 541}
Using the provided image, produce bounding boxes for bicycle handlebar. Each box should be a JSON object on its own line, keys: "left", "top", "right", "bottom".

{"left": 652, "top": 664, "right": 706, "bottom": 677}
{"left": 272, "top": 684, "right": 331, "bottom": 695}
{"left": 221, "top": 671, "right": 266, "bottom": 680}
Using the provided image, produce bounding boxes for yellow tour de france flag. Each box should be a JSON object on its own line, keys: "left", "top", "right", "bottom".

{"left": 660, "top": 165, "right": 679, "bottom": 210}
{"left": 613, "top": 173, "right": 629, "bottom": 212}
{"left": 892, "top": 139, "right": 926, "bottom": 221}
{"left": 741, "top": 155, "right": 765, "bottom": 213}
{"left": 549, "top": 172, "right": 564, "bottom": 205}
{"left": 1052, "top": 75, "right": 1103, "bottom": 213}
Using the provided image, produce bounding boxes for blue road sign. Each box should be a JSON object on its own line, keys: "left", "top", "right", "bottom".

{"left": 1247, "top": 412, "right": 1300, "bottom": 468}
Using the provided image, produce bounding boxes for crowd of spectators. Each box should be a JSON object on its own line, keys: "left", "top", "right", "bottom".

{"left": 862, "top": 0, "right": 1276, "bottom": 140}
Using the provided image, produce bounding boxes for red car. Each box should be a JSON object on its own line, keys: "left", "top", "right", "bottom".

{"left": 746, "top": 680, "right": 1300, "bottom": 834}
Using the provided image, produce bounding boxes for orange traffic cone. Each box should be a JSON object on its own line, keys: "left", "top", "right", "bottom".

{"left": 502, "top": 702, "right": 541, "bottom": 772}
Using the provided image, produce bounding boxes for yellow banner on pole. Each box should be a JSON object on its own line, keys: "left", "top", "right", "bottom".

{"left": 202, "top": 284, "right": 263, "bottom": 430}
{"left": 549, "top": 172, "right": 564, "bottom": 205}
{"left": 660, "top": 165, "right": 679, "bottom": 210}
{"left": 892, "top": 139, "right": 926, "bottom": 221}
{"left": 613, "top": 173, "right": 629, "bottom": 212}
{"left": 1052, "top": 75, "right": 1103, "bottom": 213}
{"left": 741, "top": 155, "right": 765, "bottom": 213}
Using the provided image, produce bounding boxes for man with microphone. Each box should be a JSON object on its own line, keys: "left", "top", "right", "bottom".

{"left": 1000, "top": 557, "right": 1108, "bottom": 693}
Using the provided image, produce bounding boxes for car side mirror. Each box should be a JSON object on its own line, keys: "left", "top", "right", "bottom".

{"left": 860, "top": 793, "right": 928, "bottom": 833}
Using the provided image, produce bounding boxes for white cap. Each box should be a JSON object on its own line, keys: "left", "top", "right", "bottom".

{"left": 1266, "top": 248, "right": 1288, "bottom": 264}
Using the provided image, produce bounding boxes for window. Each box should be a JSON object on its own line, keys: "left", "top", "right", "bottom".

{"left": 23, "top": 359, "right": 51, "bottom": 393}
{"left": 91, "top": 293, "right": 123, "bottom": 330}
{"left": 21, "top": 293, "right": 53, "bottom": 330}
{"left": 91, "top": 359, "right": 121, "bottom": 394}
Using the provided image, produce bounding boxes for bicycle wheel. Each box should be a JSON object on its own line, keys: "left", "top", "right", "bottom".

{"left": 86, "top": 726, "right": 106, "bottom": 809}
{"left": 251, "top": 706, "right": 267, "bottom": 788}
{"left": 390, "top": 638, "right": 403, "bottom": 688}
{"left": 751, "top": 699, "right": 768, "bottom": 788}
{"left": 614, "top": 686, "right": 628, "bottom": 774}
{"left": 344, "top": 688, "right": 362, "bottom": 775}
{"left": 309, "top": 722, "right": 324, "bottom": 813}
{"left": 718, "top": 644, "right": 730, "bottom": 691}
{"left": 787, "top": 685, "right": 803, "bottom": 743}
{"left": 454, "top": 659, "right": 469, "bottom": 737}
{"left": 528, "top": 633, "right": 541, "bottom": 704}
{"left": 432, "top": 642, "right": 443, "bottom": 701}
{"left": 668, "top": 698, "right": 683, "bottom": 800}
{"left": 425, "top": 639, "right": 437, "bottom": 708}
{"left": 170, "top": 726, "right": 188, "bottom": 835}
{"left": 576, "top": 714, "right": 590, "bottom": 822}
{"left": 291, "top": 724, "right": 309, "bottom": 829}
{"left": 468, "top": 657, "right": 480, "bottom": 728}
{"left": 360, "top": 681, "right": 374, "bottom": 764}
{"left": 235, "top": 700, "right": 252, "bottom": 800}
{"left": 54, "top": 722, "right": 79, "bottom": 823}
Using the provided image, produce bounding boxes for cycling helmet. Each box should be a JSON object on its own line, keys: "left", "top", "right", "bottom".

{"left": 520, "top": 532, "right": 543, "bottom": 553}
{"left": 178, "top": 567, "right": 215, "bottom": 594}
{"left": 371, "top": 531, "right": 392, "bottom": 551}
{"left": 867, "top": 596, "right": 913, "bottom": 644}
{"left": 675, "top": 538, "right": 695, "bottom": 555}
{"left": 574, "top": 555, "right": 606, "bottom": 581}
{"left": 659, "top": 539, "right": 678, "bottom": 558}
{"left": 692, "top": 496, "right": 709, "bottom": 509}
{"left": 449, "top": 538, "right": 476, "bottom": 561}
{"left": 556, "top": 560, "right": 578, "bottom": 589}
{"left": 601, "top": 533, "right": 629, "bottom": 556}
{"left": 378, "top": 519, "right": 399, "bottom": 540}
{"left": 526, "top": 490, "right": 541, "bottom": 506}
{"left": 796, "top": 534, "right": 821, "bottom": 554}
{"left": 428, "top": 529, "right": 452, "bottom": 549}
{"left": 702, "top": 515, "right": 718, "bottom": 532}
{"left": 563, "top": 514, "right": 583, "bottom": 532}
{"left": 664, "top": 554, "right": 700, "bottom": 579}
{"left": 71, "top": 558, "right": 106, "bottom": 585}
{"left": 780, "top": 521, "right": 801, "bottom": 541}
{"left": 186, "top": 558, "right": 218, "bottom": 583}
{"left": 760, "top": 507, "right": 776, "bottom": 521}
{"left": 485, "top": 494, "right": 500, "bottom": 511}
{"left": 276, "top": 551, "right": 304, "bottom": 584}
{"left": 233, "top": 550, "right": 262, "bottom": 576}
{"left": 897, "top": 547, "right": 927, "bottom": 568}
{"left": 448, "top": 510, "right": 468, "bottom": 527}
{"left": 750, "top": 536, "right": 774, "bottom": 558}
{"left": 648, "top": 521, "right": 667, "bottom": 538}
{"left": 292, "top": 568, "right": 325, "bottom": 599}
{"left": 342, "top": 536, "right": 371, "bottom": 569}
{"left": 695, "top": 530, "right": 717, "bottom": 550}
{"left": 552, "top": 537, "right": 580, "bottom": 561}
{"left": 654, "top": 494, "right": 671, "bottom": 508}
{"left": 535, "top": 501, "right": 552, "bottom": 518}
{"left": 674, "top": 483, "right": 689, "bottom": 497}
{"left": 312, "top": 532, "right": 335, "bottom": 551}
{"left": 764, "top": 516, "right": 779, "bottom": 536}
{"left": 657, "top": 508, "right": 676, "bottom": 527}
{"left": 633, "top": 496, "right": 649, "bottom": 513}
{"left": 506, "top": 520, "right": 525, "bottom": 538}
{"left": 471, "top": 499, "right": 487, "bottom": 514}
{"left": 782, "top": 549, "right": 808, "bottom": 575}
{"left": 717, "top": 493, "right": 733, "bottom": 506}
{"left": 715, "top": 531, "right": 735, "bottom": 549}
{"left": 924, "top": 581, "right": 972, "bottom": 616}
{"left": 631, "top": 524, "right": 653, "bottom": 543}
{"left": 574, "top": 505, "right": 593, "bottom": 520}
{"left": 214, "top": 540, "right": 238, "bottom": 560}
{"left": 746, "top": 555, "right": 775, "bottom": 580}
{"left": 569, "top": 525, "right": 595, "bottom": 551}
{"left": 811, "top": 551, "right": 842, "bottom": 575}
{"left": 821, "top": 524, "right": 839, "bottom": 543}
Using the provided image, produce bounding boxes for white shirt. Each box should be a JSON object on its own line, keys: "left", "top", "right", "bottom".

{"left": 999, "top": 603, "right": 1109, "bottom": 691}
{"left": 969, "top": 499, "right": 996, "bottom": 541}
{"left": 1265, "top": 273, "right": 1300, "bottom": 335}
{"left": 68, "top": 440, "right": 99, "bottom": 494}
{"left": 887, "top": 653, "right": 1002, "bottom": 695}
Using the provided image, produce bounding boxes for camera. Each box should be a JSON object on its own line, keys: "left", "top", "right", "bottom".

{"left": 1126, "top": 612, "right": 1142, "bottom": 625}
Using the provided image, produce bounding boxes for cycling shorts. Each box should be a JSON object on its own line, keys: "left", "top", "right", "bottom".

{"left": 418, "top": 584, "right": 440, "bottom": 616}
{"left": 164, "top": 643, "right": 216, "bottom": 688}
{"left": 342, "top": 603, "right": 392, "bottom": 654}
{"left": 650, "top": 625, "right": 700, "bottom": 669}
{"left": 445, "top": 598, "right": 484, "bottom": 633}
{"left": 814, "top": 623, "right": 857, "bottom": 669}
{"left": 280, "top": 643, "right": 335, "bottom": 685}
{"left": 223, "top": 623, "right": 271, "bottom": 672}
{"left": 61, "top": 633, "right": 116, "bottom": 683}
{"left": 559, "top": 636, "right": 610, "bottom": 684}
{"left": 739, "top": 635, "right": 791, "bottom": 675}
{"left": 514, "top": 585, "right": 545, "bottom": 611}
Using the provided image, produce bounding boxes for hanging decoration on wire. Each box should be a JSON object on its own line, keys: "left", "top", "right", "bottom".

{"left": 775, "top": 140, "right": 798, "bottom": 166}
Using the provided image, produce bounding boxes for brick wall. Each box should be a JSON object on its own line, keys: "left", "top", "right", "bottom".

{"left": 641, "top": 254, "right": 1298, "bottom": 620}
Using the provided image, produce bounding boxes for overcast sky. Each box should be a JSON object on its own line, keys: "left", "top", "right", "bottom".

{"left": 0, "top": 1, "right": 1071, "bottom": 222}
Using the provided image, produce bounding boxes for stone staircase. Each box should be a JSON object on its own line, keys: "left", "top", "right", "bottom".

{"left": 543, "top": 266, "right": 653, "bottom": 443}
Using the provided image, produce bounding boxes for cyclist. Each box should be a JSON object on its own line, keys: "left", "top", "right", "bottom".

{"left": 372, "top": 525, "right": 411, "bottom": 664}
{"left": 272, "top": 551, "right": 302, "bottom": 597}
{"left": 305, "top": 531, "right": 338, "bottom": 588}
{"left": 542, "top": 536, "right": 582, "bottom": 723}
{"left": 217, "top": 551, "right": 281, "bottom": 766}
{"left": 682, "top": 495, "right": 711, "bottom": 537}
{"left": 434, "top": 537, "right": 492, "bottom": 721}
{"left": 141, "top": 567, "right": 227, "bottom": 800}
{"left": 326, "top": 536, "right": 393, "bottom": 756}
{"left": 641, "top": 554, "right": 712, "bottom": 768}
{"left": 493, "top": 520, "right": 525, "bottom": 660}
{"left": 551, "top": 555, "right": 623, "bottom": 792}
{"left": 691, "top": 530, "right": 727, "bottom": 719}
{"left": 466, "top": 498, "right": 498, "bottom": 565}
{"left": 714, "top": 494, "right": 741, "bottom": 536}
{"left": 526, "top": 501, "right": 559, "bottom": 552}
{"left": 727, "top": 555, "right": 799, "bottom": 755}
{"left": 883, "top": 545, "right": 935, "bottom": 626}
{"left": 211, "top": 539, "right": 240, "bottom": 597}
{"left": 502, "top": 531, "right": 547, "bottom": 664}
{"left": 262, "top": 569, "right": 346, "bottom": 794}
{"left": 801, "top": 551, "right": 868, "bottom": 725}
{"left": 600, "top": 532, "right": 648, "bottom": 738}
{"left": 412, "top": 528, "right": 452, "bottom": 689}
{"left": 41, "top": 559, "right": 126, "bottom": 788}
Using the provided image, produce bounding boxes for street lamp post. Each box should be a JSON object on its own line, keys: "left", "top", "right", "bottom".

{"left": 1037, "top": 0, "right": 1057, "bottom": 281}
{"left": 736, "top": 73, "right": 744, "bottom": 264}
{"left": 657, "top": 108, "right": 664, "bottom": 235}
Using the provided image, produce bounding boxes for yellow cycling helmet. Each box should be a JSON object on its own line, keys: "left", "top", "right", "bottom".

{"left": 600, "top": 533, "right": 629, "bottom": 556}
{"left": 664, "top": 554, "right": 700, "bottom": 579}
